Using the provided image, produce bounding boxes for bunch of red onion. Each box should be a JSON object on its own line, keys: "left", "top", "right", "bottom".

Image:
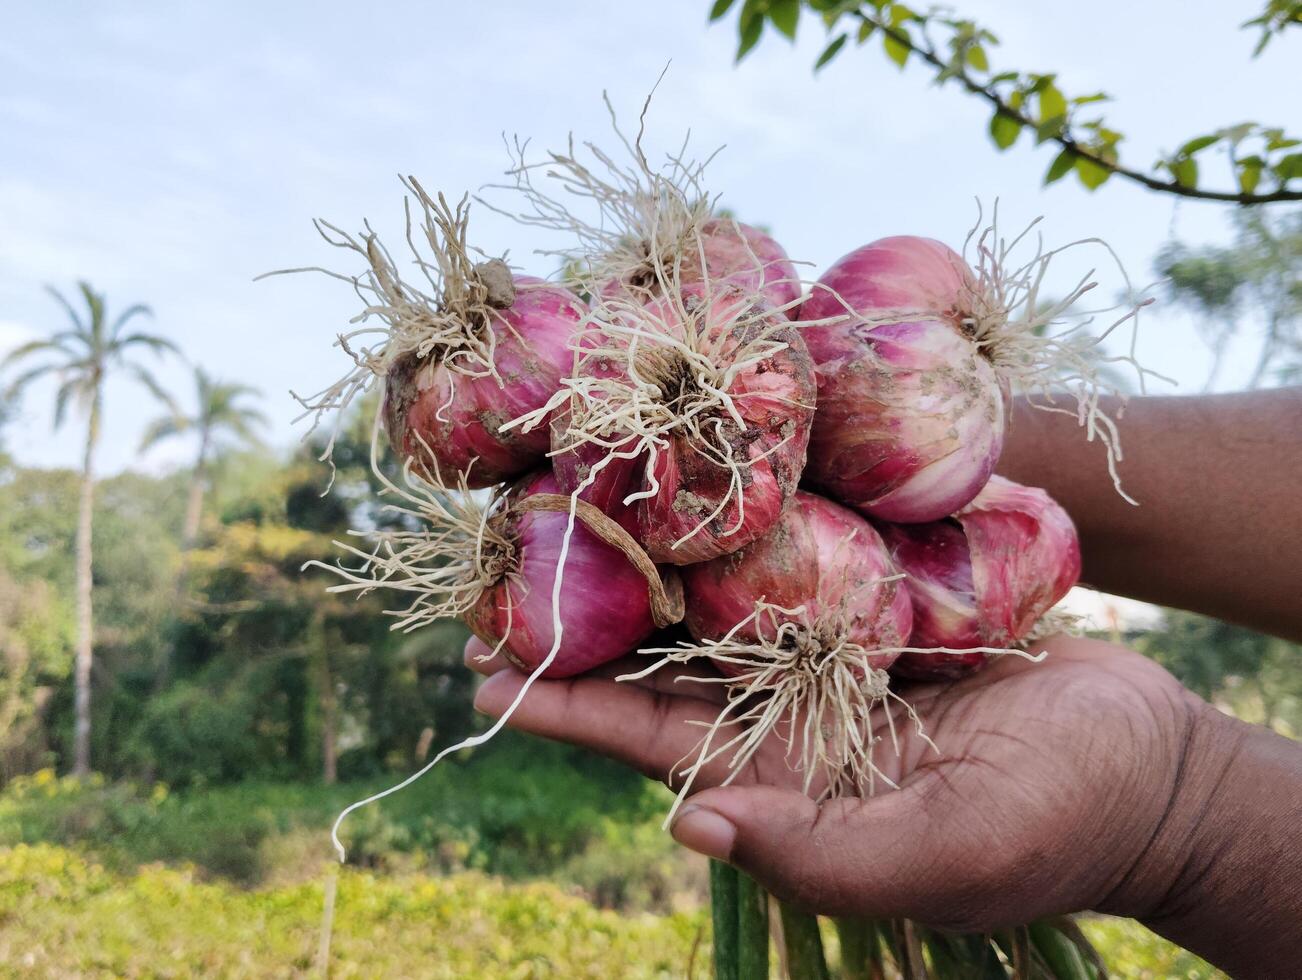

{"left": 290, "top": 112, "right": 1126, "bottom": 855}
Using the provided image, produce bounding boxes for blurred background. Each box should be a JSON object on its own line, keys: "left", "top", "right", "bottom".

{"left": 1, "top": 1, "right": 1297, "bottom": 976}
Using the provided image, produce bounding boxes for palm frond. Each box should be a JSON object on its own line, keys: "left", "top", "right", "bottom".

{"left": 44, "top": 284, "right": 89, "bottom": 335}
{"left": 117, "top": 332, "right": 181, "bottom": 359}
{"left": 139, "top": 413, "right": 190, "bottom": 452}
{"left": 126, "top": 363, "right": 181, "bottom": 414}
{"left": 109, "top": 302, "right": 154, "bottom": 340}
{"left": 3, "top": 362, "right": 67, "bottom": 400}
{"left": 52, "top": 377, "right": 87, "bottom": 430}
{"left": 1, "top": 338, "right": 72, "bottom": 369}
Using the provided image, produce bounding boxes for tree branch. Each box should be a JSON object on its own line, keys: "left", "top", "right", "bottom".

{"left": 855, "top": 10, "right": 1302, "bottom": 205}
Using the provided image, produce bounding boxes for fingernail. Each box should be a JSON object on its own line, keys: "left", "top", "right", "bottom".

{"left": 472, "top": 673, "right": 510, "bottom": 717}
{"left": 670, "top": 805, "right": 736, "bottom": 861}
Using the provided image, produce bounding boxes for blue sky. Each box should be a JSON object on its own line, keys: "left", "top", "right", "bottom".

{"left": 2, "top": 0, "right": 1297, "bottom": 475}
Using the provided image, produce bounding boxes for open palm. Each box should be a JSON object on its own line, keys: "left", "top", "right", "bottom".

{"left": 468, "top": 634, "right": 1210, "bottom": 930}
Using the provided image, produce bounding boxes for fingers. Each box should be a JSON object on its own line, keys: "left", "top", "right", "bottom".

{"left": 668, "top": 781, "right": 949, "bottom": 921}
{"left": 472, "top": 667, "right": 773, "bottom": 790}
{"left": 463, "top": 637, "right": 729, "bottom": 703}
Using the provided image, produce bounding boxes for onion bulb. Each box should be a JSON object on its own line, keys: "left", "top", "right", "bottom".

{"left": 799, "top": 219, "right": 1152, "bottom": 522}
{"left": 531, "top": 281, "right": 816, "bottom": 565}
{"left": 495, "top": 107, "right": 799, "bottom": 313}
{"left": 627, "top": 490, "right": 914, "bottom": 804}
{"left": 880, "top": 475, "right": 1081, "bottom": 680}
{"left": 279, "top": 178, "right": 584, "bottom": 488}
{"left": 310, "top": 468, "right": 683, "bottom": 679}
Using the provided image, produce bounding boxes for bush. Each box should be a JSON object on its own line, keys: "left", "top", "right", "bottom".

{"left": 0, "top": 843, "right": 707, "bottom": 978}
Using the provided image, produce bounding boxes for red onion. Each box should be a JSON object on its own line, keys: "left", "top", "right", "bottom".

{"left": 799, "top": 222, "right": 1151, "bottom": 521}
{"left": 682, "top": 490, "right": 911, "bottom": 665}
{"left": 798, "top": 236, "right": 1008, "bottom": 523}
{"left": 465, "top": 473, "right": 683, "bottom": 676}
{"left": 495, "top": 113, "right": 800, "bottom": 315}
{"left": 880, "top": 475, "right": 1081, "bottom": 680}
{"left": 629, "top": 491, "right": 913, "bottom": 802}
{"left": 313, "top": 468, "right": 682, "bottom": 680}
{"left": 383, "top": 275, "right": 585, "bottom": 487}
{"left": 282, "top": 179, "right": 584, "bottom": 488}
{"left": 539, "top": 282, "right": 816, "bottom": 565}
{"left": 599, "top": 216, "right": 799, "bottom": 313}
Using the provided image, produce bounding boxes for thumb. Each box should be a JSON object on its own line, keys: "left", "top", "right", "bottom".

{"left": 669, "top": 783, "right": 939, "bottom": 919}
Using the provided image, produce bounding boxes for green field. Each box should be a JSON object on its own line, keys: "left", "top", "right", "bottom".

{"left": 0, "top": 767, "right": 1220, "bottom": 979}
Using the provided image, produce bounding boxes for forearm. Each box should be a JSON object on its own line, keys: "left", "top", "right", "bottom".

{"left": 1125, "top": 704, "right": 1302, "bottom": 977}
{"left": 997, "top": 389, "right": 1302, "bottom": 641}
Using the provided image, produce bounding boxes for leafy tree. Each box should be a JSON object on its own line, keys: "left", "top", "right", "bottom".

{"left": 1, "top": 283, "right": 178, "bottom": 776}
{"left": 709, "top": 0, "right": 1302, "bottom": 203}
{"left": 1138, "top": 610, "right": 1302, "bottom": 734}
{"left": 139, "top": 368, "right": 267, "bottom": 690}
{"left": 1155, "top": 208, "right": 1301, "bottom": 389}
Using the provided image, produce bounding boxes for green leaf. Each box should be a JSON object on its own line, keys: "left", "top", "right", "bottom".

{"left": 1178, "top": 134, "right": 1220, "bottom": 157}
{"left": 769, "top": 0, "right": 799, "bottom": 40}
{"left": 1044, "top": 148, "right": 1076, "bottom": 184}
{"left": 883, "top": 30, "right": 910, "bottom": 68}
{"left": 1034, "top": 116, "right": 1066, "bottom": 144}
{"left": 965, "top": 44, "right": 988, "bottom": 71}
{"left": 1274, "top": 152, "right": 1302, "bottom": 181}
{"left": 989, "top": 112, "right": 1020, "bottom": 149}
{"left": 1038, "top": 84, "right": 1067, "bottom": 124}
{"left": 1221, "top": 121, "right": 1255, "bottom": 144}
{"left": 1072, "top": 92, "right": 1109, "bottom": 105}
{"left": 815, "top": 33, "right": 848, "bottom": 70}
{"left": 709, "top": 0, "right": 738, "bottom": 21}
{"left": 1169, "top": 156, "right": 1198, "bottom": 188}
{"left": 1238, "top": 158, "right": 1264, "bottom": 194}
{"left": 736, "top": 11, "right": 764, "bottom": 61}
{"left": 889, "top": 3, "right": 918, "bottom": 27}
{"left": 857, "top": 18, "right": 876, "bottom": 42}
{"left": 1076, "top": 156, "right": 1112, "bottom": 189}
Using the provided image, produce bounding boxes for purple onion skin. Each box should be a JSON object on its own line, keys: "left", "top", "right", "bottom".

{"left": 384, "top": 278, "right": 585, "bottom": 488}
{"left": 602, "top": 218, "right": 800, "bottom": 314}
{"left": 798, "top": 237, "right": 1007, "bottom": 523}
{"left": 464, "top": 472, "right": 657, "bottom": 678}
{"left": 880, "top": 476, "right": 1082, "bottom": 681}
{"left": 682, "top": 490, "right": 912, "bottom": 674}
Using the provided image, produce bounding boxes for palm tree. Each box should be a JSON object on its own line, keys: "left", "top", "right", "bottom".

{"left": 1, "top": 282, "right": 178, "bottom": 777}
{"left": 139, "top": 367, "right": 265, "bottom": 692}
{"left": 140, "top": 367, "right": 266, "bottom": 550}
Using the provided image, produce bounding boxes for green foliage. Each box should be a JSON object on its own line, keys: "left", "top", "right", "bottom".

{"left": 0, "top": 843, "right": 707, "bottom": 978}
{"left": 1079, "top": 917, "right": 1221, "bottom": 978}
{"left": 1155, "top": 208, "right": 1302, "bottom": 388}
{"left": 0, "top": 736, "right": 676, "bottom": 894}
{"left": 1242, "top": 0, "right": 1302, "bottom": 56}
{"left": 1138, "top": 610, "right": 1302, "bottom": 735}
{"left": 711, "top": 0, "right": 1302, "bottom": 203}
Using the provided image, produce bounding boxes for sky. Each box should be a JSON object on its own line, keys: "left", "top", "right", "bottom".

{"left": 1, "top": 0, "right": 1297, "bottom": 476}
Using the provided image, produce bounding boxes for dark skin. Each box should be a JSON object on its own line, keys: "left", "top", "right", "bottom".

{"left": 467, "top": 389, "right": 1302, "bottom": 978}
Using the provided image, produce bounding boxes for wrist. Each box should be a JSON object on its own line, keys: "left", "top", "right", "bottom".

{"left": 1109, "top": 699, "right": 1302, "bottom": 974}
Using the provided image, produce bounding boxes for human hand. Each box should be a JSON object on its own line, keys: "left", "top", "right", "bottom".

{"left": 466, "top": 634, "right": 1234, "bottom": 932}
